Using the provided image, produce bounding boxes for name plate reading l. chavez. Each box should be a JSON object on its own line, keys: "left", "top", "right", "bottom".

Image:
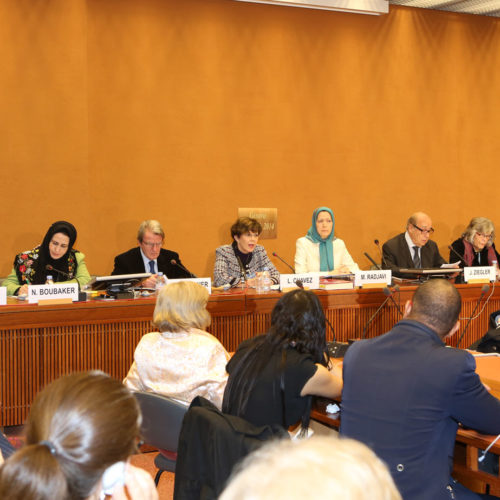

{"left": 354, "top": 270, "right": 391, "bottom": 287}
{"left": 0, "top": 287, "right": 6, "bottom": 305}
{"left": 463, "top": 266, "right": 496, "bottom": 283}
{"left": 280, "top": 273, "right": 319, "bottom": 291}
{"left": 28, "top": 283, "right": 79, "bottom": 304}
{"left": 166, "top": 277, "right": 212, "bottom": 294}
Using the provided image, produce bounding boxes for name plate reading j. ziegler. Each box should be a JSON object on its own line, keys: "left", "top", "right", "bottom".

{"left": 463, "top": 266, "right": 496, "bottom": 283}
{"left": 28, "top": 283, "right": 79, "bottom": 303}
{"left": 167, "top": 278, "right": 212, "bottom": 294}
{"left": 0, "top": 287, "right": 6, "bottom": 306}
{"left": 280, "top": 274, "right": 319, "bottom": 290}
{"left": 354, "top": 270, "right": 392, "bottom": 287}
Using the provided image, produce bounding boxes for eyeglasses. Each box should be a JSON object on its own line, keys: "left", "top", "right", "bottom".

{"left": 412, "top": 223, "right": 434, "bottom": 235}
{"left": 141, "top": 241, "right": 162, "bottom": 248}
{"left": 476, "top": 232, "right": 492, "bottom": 240}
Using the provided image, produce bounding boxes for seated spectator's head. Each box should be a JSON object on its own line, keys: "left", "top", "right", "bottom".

{"left": 153, "top": 281, "right": 211, "bottom": 333}
{"left": 268, "top": 288, "right": 327, "bottom": 363}
{"left": 0, "top": 371, "right": 140, "bottom": 500}
{"left": 405, "top": 279, "right": 461, "bottom": 338}
{"left": 220, "top": 436, "right": 402, "bottom": 500}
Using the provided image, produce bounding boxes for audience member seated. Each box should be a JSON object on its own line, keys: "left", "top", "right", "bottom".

{"left": 0, "top": 371, "right": 157, "bottom": 500}
{"left": 382, "top": 211, "right": 450, "bottom": 278}
{"left": 449, "top": 216, "right": 500, "bottom": 270}
{"left": 124, "top": 281, "right": 229, "bottom": 409}
{"left": 213, "top": 217, "right": 279, "bottom": 288}
{"left": 2, "top": 220, "right": 91, "bottom": 296}
{"left": 222, "top": 289, "right": 342, "bottom": 433}
{"left": 0, "top": 430, "right": 15, "bottom": 464}
{"left": 112, "top": 219, "right": 192, "bottom": 289}
{"left": 295, "top": 206, "right": 359, "bottom": 274}
{"left": 220, "top": 436, "right": 402, "bottom": 500}
{"left": 340, "top": 280, "right": 500, "bottom": 500}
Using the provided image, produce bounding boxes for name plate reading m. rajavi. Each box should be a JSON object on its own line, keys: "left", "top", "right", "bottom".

{"left": 463, "top": 266, "right": 496, "bottom": 283}
{"left": 0, "top": 286, "right": 6, "bottom": 306}
{"left": 28, "top": 283, "right": 79, "bottom": 304}
{"left": 167, "top": 278, "right": 212, "bottom": 294}
{"left": 354, "top": 270, "right": 392, "bottom": 288}
{"left": 280, "top": 273, "right": 319, "bottom": 291}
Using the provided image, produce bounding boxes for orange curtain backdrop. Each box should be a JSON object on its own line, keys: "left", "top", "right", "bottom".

{"left": 1, "top": 0, "right": 499, "bottom": 278}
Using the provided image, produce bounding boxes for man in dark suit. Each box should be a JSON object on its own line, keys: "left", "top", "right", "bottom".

{"left": 112, "top": 219, "right": 192, "bottom": 288}
{"left": 382, "top": 212, "right": 450, "bottom": 278}
{"left": 340, "top": 279, "right": 500, "bottom": 500}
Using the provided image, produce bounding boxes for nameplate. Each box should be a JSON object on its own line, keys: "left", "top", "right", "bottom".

{"left": 463, "top": 266, "right": 496, "bottom": 283}
{"left": 167, "top": 278, "right": 212, "bottom": 294}
{"left": 354, "top": 270, "right": 391, "bottom": 287}
{"left": 28, "top": 283, "right": 79, "bottom": 304}
{"left": 0, "top": 287, "right": 6, "bottom": 305}
{"left": 280, "top": 273, "right": 319, "bottom": 291}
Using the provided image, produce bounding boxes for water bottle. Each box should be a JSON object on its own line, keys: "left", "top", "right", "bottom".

{"left": 155, "top": 272, "right": 167, "bottom": 293}
{"left": 493, "top": 260, "right": 499, "bottom": 281}
{"left": 261, "top": 267, "right": 271, "bottom": 293}
{"left": 256, "top": 272, "right": 264, "bottom": 293}
{"left": 45, "top": 275, "right": 54, "bottom": 285}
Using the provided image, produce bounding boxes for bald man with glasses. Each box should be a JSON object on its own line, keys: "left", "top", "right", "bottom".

{"left": 382, "top": 212, "right": 451, "bottom": 278}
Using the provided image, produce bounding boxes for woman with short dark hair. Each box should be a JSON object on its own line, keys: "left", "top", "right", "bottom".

{"left": 222, "top": 289, "right": 342, "bottom": 432}
{"left": 213, "top": 217, "right": 279, "bottom": 288}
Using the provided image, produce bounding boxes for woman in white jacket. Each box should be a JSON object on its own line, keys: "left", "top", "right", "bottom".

{"left": 295, "top": 207, "right": 359, "bottom": 274}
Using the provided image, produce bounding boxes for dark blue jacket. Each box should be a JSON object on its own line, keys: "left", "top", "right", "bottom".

{"left": 340, "top": 319, "right": 500, "bottom": 500}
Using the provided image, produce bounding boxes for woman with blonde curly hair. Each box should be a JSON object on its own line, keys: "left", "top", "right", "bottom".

{"left": 124, "top": 281, "right": 229, "bottom": 408}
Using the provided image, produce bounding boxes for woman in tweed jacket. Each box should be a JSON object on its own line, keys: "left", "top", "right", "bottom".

{"left": 213, "top": 217, "right": 279, "bottom": 288}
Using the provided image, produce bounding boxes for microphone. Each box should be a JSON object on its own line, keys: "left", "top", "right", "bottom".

{"left": 387, "top": 284, "right": 404, "bottom": 318}
{"left": 364, "top": 252, "right": 381, "bottom": 270}
{"left": 170, "top": 259, "right": 196, "bottom": 278}
{"left": 374, "top": 239, "right": 388, "bottom": 269}
{"left": 272, "top": 252, "right": 295, "bottom": 273}
{"left": 362, "top": 287, "right": 394, "bottom": 339}
{"left": 456, "top": 284, "right": 489, "bottom": 348}
{"left": 45, "top": 264, "right": 71, "bottom": 279}
{"left": 448, "top": 245, "right": 466, "bottom": 266}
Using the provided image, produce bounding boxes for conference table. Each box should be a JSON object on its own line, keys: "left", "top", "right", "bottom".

{"left": 1, "top": 282, "right": 499, "bottom": 427}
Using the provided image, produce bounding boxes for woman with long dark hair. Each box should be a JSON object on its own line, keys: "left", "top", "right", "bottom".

{"left": 222, "top": 289, "right": 342, "bottom": 431}
{"left": 3, "top": 220, "right": 91, "bottom": 296}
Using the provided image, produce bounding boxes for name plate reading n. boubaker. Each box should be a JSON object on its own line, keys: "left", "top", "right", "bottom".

{"left": 167, "top": 278, "right": 212, "bottom": 294}
{"left": 0, "top": 287, "right": 6, "bottom": 306}
{"left": 280, "top": 273, "right": 319, "bottom": 291}
{"left": 354, "top": 270, "right": 391, "bottom": 287}
{"left": 463, "top": 266, "right": 496, "bottom": 283}
{"left": 28, "top": 283, "right": 79, "bottom": 304}
{"left": 238, "top": 208, "right": 277, "bottom": 239}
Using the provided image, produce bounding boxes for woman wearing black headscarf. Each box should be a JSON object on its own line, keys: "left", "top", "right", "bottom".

{"left": 3, "top": 221, "right": 91, "bottom": 296}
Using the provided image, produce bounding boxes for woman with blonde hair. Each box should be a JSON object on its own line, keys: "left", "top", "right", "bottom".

{"left": 0, "top": 371, "right": 157, "bottom": 500}
{"left": 449, "top": 217, "right": 500, "bottom": 269}
{"left": 124, "top": 281, "right": 229, "bottom": 408}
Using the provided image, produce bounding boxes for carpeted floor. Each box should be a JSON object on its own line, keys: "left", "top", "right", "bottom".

{"left": 130, "top": 450, "right": 175, "bottom": 500}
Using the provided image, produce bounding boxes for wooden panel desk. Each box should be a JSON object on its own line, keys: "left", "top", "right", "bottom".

{"left": 311, "top": 356, "right": 500, "bottom": 497}
{"left": 1, "top": 283, "right": 499, "bottom": 426}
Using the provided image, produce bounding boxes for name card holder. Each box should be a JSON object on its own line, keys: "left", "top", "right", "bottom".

{"left": 0, "top": 287, "right": 6, "bottom": 306}
{"left": 354, "top": 270, "right": 392, "bottom": 288}
{"left": 280, "top": 273, "right": 320, "bottom": 291}
{"left": 167, "top": 278, "right": 212, "bottom": 294}
{"left": 463, "top": 266, "right": 496, "bottom": 284}
{"left": 28, "top": 283, "right": 79, "bottom": 305}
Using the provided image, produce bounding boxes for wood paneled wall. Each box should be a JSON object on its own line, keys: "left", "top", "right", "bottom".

{"left": 1, "top": 0, "right": 499, "bottom": 278}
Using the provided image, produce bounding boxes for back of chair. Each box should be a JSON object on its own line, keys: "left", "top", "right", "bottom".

{"left": 134, "top": 391, "right": 188, "bottom": 452}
